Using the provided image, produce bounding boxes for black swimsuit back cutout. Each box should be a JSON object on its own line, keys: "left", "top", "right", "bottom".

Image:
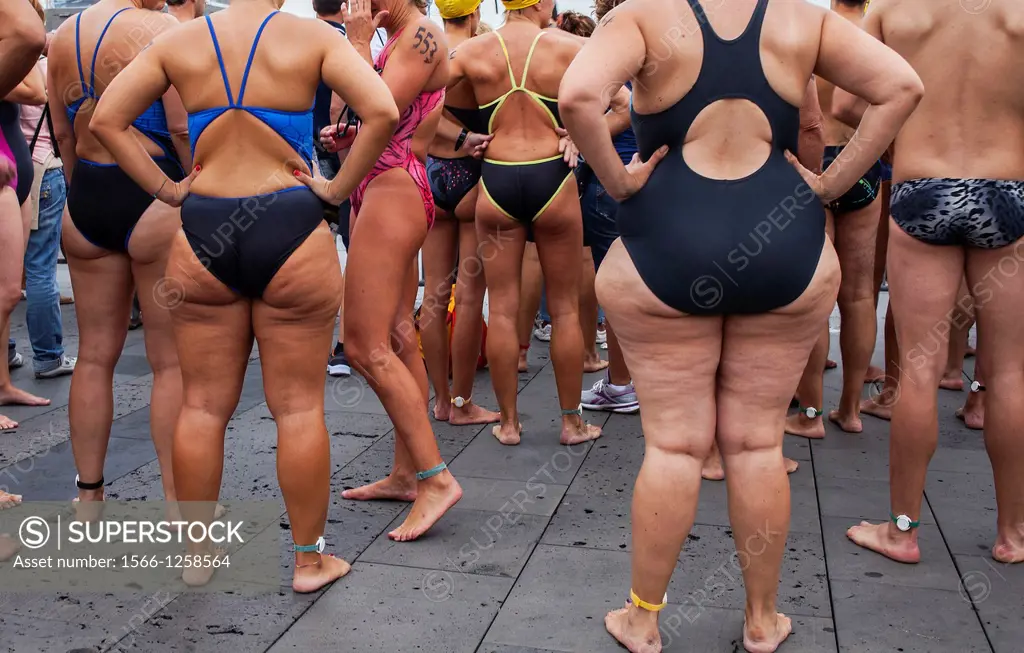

{"left": 618, "top": 0, "right": 824, "bottom": 315}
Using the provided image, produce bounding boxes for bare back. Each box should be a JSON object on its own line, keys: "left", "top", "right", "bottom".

{"left": 158, "top": 10, "right": 329, "bottom": 196}
{"left": 627, "top": 0, "right": 823, "bottom": 180}
{"left": 873, "top": 0, "right": 1024, "bottom": 181}
{"left": 49, "top": 5, "right": 176, "bottom": 163}
{"left": 457, "top": 22, "right": 579, "bottom": 162}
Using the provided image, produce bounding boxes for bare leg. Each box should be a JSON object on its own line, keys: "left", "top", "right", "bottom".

{"left": 866, "top": 182, "right": 891, "bottom": 384}
{"left": 420, "top": 214, "right": 458, "bottom": 420}
{"left": 719, "top": 244, "right": 839, "bottom": 653}
{"left": 63, "top": 209, "right": 133, "bottom": 513}
{"left": 534, "top": 186, "right": 601, "bottom": 445}
{"left": 165, "top": 232, "right": 252, "bottom": 586}
{"left": 830, "top": 198, "right": 881, "bottom": 433}
{"left": 597, "top": 239, "right": 720, "bottom": 653}
{"left": 862, "top": 302, "right": 900, "bottom": 421}
{"left": 785, "top": 210, "right": 835, "bottom": 440}
{"left": 848, "top": 221, "right": 962, "bottom": 563}
{"left": 517, "top": 242, "right": 543, "bottom": 372}
{"left": 940, "top": 278, "right": 973, "bottom": 391}
{"left": 346, "top": 171, "right": 460, "bottom": 541}
{"left": 580, "top": 247, "right": 606, "bottom": 373}
{"left": 476, "top": 203, "right": 528, "bottom": 445}
{"left": 449, "top": 218, "right": 499, "bottom": 425}
{"left": 956, "top": 360, "right": 985, "bottom": 430}
{"left": 964, "top": 242, "right": 1024, "bottom": 563}
{"left": 0, "top": 188, "right": 49, "bottom": 430}
{"left": 254, "top": 222, "right": 350, "bottom": 591}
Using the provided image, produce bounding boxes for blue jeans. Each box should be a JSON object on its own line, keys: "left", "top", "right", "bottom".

{"left": 24, "top": 168, "right": 66, "bottom": 371}
{"left": 581, "top": 176, "right": 620, "bottom": 271}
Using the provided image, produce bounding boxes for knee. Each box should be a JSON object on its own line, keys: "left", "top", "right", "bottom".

{"left": 837, "top": 279, "right": 874, "bottom": 307}
{"left": 0, "top": 283, "right": 21, "bottom": 314}
{"left": 146, "top": 349, "right": 180, "bottom": 376}
{"left": 717, "top": 431, "right": 779, "bottom": 459}
{"left": 346, "top": 332, "right": 389, "bottom": 375}
{"left": 647, "top": 433, "right": 714, "bottom": 463}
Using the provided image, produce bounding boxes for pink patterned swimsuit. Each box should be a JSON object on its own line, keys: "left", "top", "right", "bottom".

{"left": 351, "top": 28, "right": 445, "bottom": 227}
{"left": 0, "top": 129, "right": 15, "bottom": 192}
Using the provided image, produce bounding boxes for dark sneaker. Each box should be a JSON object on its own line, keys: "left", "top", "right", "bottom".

{"left": 328, "top": 345, "right": 352, "bottom": 377}
{"left": 35, "top": 355, "right": 77, "bottom": 379}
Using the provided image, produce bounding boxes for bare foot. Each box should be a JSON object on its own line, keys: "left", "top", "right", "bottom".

{"left": 864, "top": 366, "right": 885, "bottom": 384}
{"left": 702, "top": 456, "right": 725, "bottom": 481}
{"left": 341, "top": 474, "right": 418, "bottom": 502}
{"left": 847, "top": 521, "right": 921, "bottom": 563}
{"left": 860, "top": 397, "right": 894, "bottom": 422}
{"left": 0, "top": 414, "right": 16, "bottom": 431}
{"left": 824, "top": 359, "right": 837, "bottom": 370}
{"left": 293, "top": 554, "right": 351, "bottom": 593}
{"left": 744, "top": 612, "right": 793, "bottom": 653}
{"left": 518, "top": 350, "right": 528, "bottom": 373}
{"left": 449, "top": 402, "right": 500, "bottom": 426}
{"left": 939, "top": 375, "right": 964, "bottom": 391}
{"left": 828, "top": 409, "right": 863, "bottom": 434}
{"left": 584, "top": 357, "right": 610, "bottom": 374}
{"left": 992, "top": 536, "right": 1024, "bottom": 564}
{"left": 605, "top": 604, "right": 662, "bottom": 653}
{"left": 432, "top": 400, "right": 451, "bottom": 422}
{"left": 561, "top": 420, "right": 602, "bottom": 446}
{"left": 181, "top": 548, "right": 227, "bottom": 587}
{"left": 72, "top": 488, "right": 104, "bottom": 523}
{"left": 785, "top": 458, "right": 799, "bottom": 474}
{"left": 0, "top": 490, "right": 22, "bottom": 509}
{"left": 0, "top": 534, "right": 20, "bottom": 561}
{"left": 492, "top": 422, "right": 522, "bottom": 446}
{"left": 388, "top": 474, "right": 462, "bottom": 542}
{"left": 784, "top": 413, "right": 825, "bottom": 439}
{"left": 0, "top": 385, "right": 50, "bottom": 407}
{"left": 955, "top": 392, "right": 984, "bottom": 430}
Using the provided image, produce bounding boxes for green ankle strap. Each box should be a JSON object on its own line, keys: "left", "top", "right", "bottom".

{"left": 295, "top": 536, "right": 326, "bottom": 554}
{"left": 561, "top": 404, "right": 583, "bottom": 417}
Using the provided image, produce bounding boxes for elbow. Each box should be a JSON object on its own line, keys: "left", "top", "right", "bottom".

{"left": 899, "top": 73, "right": 925, "bottom": 113}
{"left": 15, "top": 21, "right": 47, "bottom": 59}
{"left": 87, "top": 109, "right": 118, "bottom": 147}
{"left": 379, "top": 100, "right": 400, "bottom": 134}
{"left": 558, "top": 85, "right": 599, "bottom": 125}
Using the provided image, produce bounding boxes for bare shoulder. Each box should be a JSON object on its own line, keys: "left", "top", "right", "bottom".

{"left": 401, "top": 16, "right": 449, "bottom": 65}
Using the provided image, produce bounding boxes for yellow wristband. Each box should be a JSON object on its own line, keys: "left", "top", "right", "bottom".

{"left": 629, "top": 589, "right": 667, "bottom": 612}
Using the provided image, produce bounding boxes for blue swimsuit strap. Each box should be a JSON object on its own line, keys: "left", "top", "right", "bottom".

{"left": 74, "top": 14, "right": 87, "bottom": 97}
{"left": 204, "top": 15, "right": 236, "bottom": 106}
{"left": 236, "top": 12, "right": 279, "bottom": 106}
{"left": 88, "top": 7, "right": 132, "bottom": 98}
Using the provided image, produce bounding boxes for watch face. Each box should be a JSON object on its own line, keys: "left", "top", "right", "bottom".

{"left": 971, "top": 381, "right": 981, "bottom": 392}
{"left": 453, "top": 397, "right": 465, "bottom": 408}
{"left": 805, "top": 408, "right": 816, "bottom": 418}
{"left": 896, "top": 515, "right": 911, "bottom": 531}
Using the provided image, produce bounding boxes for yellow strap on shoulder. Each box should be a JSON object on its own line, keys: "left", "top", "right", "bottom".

{"left": 630, "top": 589, "right": 668, "bottom": 612}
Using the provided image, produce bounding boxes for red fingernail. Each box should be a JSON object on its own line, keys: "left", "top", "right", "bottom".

{"left": 293, "top": 171, "right": 300, "bottom": 177}
{"left": 194, "top": 165, "right": 201, "bottom": 172}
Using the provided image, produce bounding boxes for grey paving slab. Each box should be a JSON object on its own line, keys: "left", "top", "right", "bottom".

{"left": 0, "top": 435, "right": 156, "bottom": 501}
{"left": 0, "top": 613, "right": 121, "bottom": 653}
{"left": 821, "top": 516, "right": 960, "bottom": 591}
{"left": 266, "top": 562, "right": 512, "bottom": 653}
{"left": 954, "top": 554, "right": 1024, "bottom": 653}
{"left": 359, "top": 507, "right": 549, "bottom": 578}
{"left": 816, "top": 476, "right": 935, "bottom": 524}
{"left": 675, "top": 524, "right": 830, "bottom": 618}
{"left": 451, "top": 476, "right": 567, "bottom": 517}
{"left": 831, "top": 580, "right": 990, "bottom": 653}
{"left": 109, "top": 590, "right": 318, "bottom": 653}
{"left": 447, "top": 426, "right": 595, "bottom": 485}
{"left": 812, "top": 447, "right": 889, "bottom": 481}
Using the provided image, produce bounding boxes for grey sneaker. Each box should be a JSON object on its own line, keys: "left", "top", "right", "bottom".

{"left": 581, "top": 378, "right": 639, "bottom": 414}
{"left": 35, "top": 355, "right": 76, "bottom": 379}
{"left": 8, "top": 351, "right": 23, "bottom": 370}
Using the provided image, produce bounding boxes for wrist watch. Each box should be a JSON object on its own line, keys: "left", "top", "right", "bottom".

{"left": 891, "top": 513, "right": 919, "bottom": 532}
{"left": 803, "top": 407, "right": 822, "bottom": 419}
{"left": 451, "top": 396, "right": 470, "bottom": 409}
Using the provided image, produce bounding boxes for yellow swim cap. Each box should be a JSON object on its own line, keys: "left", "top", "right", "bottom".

{"left": 502, "top": 0, "right": 541, "bottom": 10}
{"left": 436, "top": 0, "right": 482, "bottom": 19}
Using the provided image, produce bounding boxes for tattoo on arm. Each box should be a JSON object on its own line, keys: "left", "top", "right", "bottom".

{"left": 412, "top": 26, "right": 438, "bottom": 63}
{"left": 598, "top": 14, "right": 615, "bottom": 28}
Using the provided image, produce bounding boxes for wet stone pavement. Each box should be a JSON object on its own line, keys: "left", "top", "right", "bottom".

{"left": 0, "top": 287, "right": 1018, "bottom": 653}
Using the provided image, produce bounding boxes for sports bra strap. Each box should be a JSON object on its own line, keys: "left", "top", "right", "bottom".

{"left": 89, "top": 7, "right": 132, "bottom": 97}
{"left": 237, "top": 11, "right": 279, "bottom": 106}
{"left": 205, "top": 16, "right": 235, "bottom": 106}
{"left": 74, "top": 14, "right": 87, "bottom": 96}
